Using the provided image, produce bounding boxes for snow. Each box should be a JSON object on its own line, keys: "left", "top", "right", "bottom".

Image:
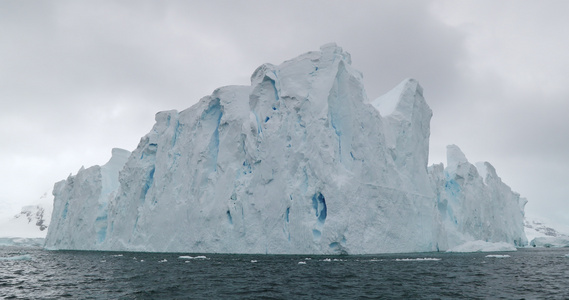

{"left": 44, "top": 44, "right": 527, "bottom": 254}
{"left": 530, "top": 236, "right": 569, "bottom": 248}
{"left": 446, "top": 240, "right": 517, "bottom": 253}
{"left": 179, "top": 255, "right": 208, "bottom": 260}
{"left": 0, "top": 192, "right": 53, "bottom": 239}
{"left": 524, "top": 216, "right": 569, "bottom": 247}
{"left": 370, "top": 78, "right": 411, "bottom": 117}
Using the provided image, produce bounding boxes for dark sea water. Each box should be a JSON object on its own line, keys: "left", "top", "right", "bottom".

{"left": 1, "top": 246, "right": 569, "bottom": 299}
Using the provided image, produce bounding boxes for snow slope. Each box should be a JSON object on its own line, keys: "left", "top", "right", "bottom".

{"left": 525, "top": 217, "right": 569, "bottom": 247}
{"left": 0, "top": 193, "right": 53, "bottom": 239}
{"left": 45, "top": 44, "right": 527, "bottom": 254}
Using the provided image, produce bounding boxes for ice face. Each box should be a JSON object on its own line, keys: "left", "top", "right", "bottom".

{"left": 428, "top": 145, "right": 527, "bottom": 250}
{"left": 44, "top": 44, "right": 527, "bottom": 254}
{"left": 44, "top": 148, "right": 130, "bottom": 250}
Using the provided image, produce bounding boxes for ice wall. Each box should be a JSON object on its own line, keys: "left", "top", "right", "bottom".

{"left": 45, "top": 148, "right": 130, "bottom": 250}
{"left": 45, "top": 44, "right": 527, "bottom": 254}
{"left": 429, "top": 145, "right": 527, "bottom": 250}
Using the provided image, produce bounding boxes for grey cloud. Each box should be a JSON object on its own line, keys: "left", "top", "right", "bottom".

{"left": 1, "top": 1, "right": 567, "bottom": 227}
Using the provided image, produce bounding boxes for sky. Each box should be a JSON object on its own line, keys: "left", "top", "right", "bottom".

{"left": 1, "top": 0, "right": 568, "bottom": 228}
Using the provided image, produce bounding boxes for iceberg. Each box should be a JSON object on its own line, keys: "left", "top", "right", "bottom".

{"left": 45, "top": 148, "right": 130, "bottom": 250}
{"left": 0, "top": 254, "right": 33, "bottom": 261}
{"left": 45, "top": 44, "right": 527, "bottom": 254}
{"left": 530, "top": 236, "right": 569, "bottom": 248}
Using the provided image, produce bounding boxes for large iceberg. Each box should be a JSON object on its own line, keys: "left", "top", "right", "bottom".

{"left": 45, "top": 44, "right": 527, "bottom": 254}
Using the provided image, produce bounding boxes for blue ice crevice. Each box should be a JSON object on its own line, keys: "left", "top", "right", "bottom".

{"left": 442, "top": 175, "right": 461, "bottom": 225}
{"left": 226, "top": 210, "right": 233, "bottom": 225}
{"left": 444, "top": 176, "right": 461, "bottom": 199}
{"left": 312, "top": 192, "right": 327, "bottom": 224}
{"left": 327, "top": 62, "right": 353, "bottom": 167}
{"left": 202, "top": 98, "right": 223, "bottom": 172}
{"left": 171, "top": 119, "right": 180, "bottom": 147}
{"left": 311, "top": 192, "right": 327, "bottom": 241}
{"left": 329, "top": 236, "right": 348, "bottom": 254}
{"left": 140, "top": 167, "right": 155, "bottom": 203}
{"left": 312, "top": 229, "right": 321, "bottom": 239}
{"left": 95, "top": 215, "right": 107, "bottom": 243}
{"left": 252, "top": 111, "right": 262, "bottom": 135}
{"left": 283, "top": 206, "right": 291, "bottom": 241}
{"left": 267, "top": 72, "right": 280, "bottom": 101}
{"left": 62, "top": 202, "right": 69, "bottom": 220}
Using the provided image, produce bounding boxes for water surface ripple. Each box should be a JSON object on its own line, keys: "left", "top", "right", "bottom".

{"left": 1, "top": 247, "right": 568, "bottom": 299}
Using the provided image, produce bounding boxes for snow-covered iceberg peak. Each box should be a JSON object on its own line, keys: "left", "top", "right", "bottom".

{"left": 371, "top": 78, "right": 423, "bottom": 117}
{"left": 371, "top": 78, "right": 432, "bottom": 192}
{"left": 45, "top": 44, "right": 527, "bottom": 254}
{"left": 446, "top": 144, "right": 469, "bottom": 175}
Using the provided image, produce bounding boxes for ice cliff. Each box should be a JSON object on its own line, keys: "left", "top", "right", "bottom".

{"left": 45, "top": 44, "right": 527, "bottom": 254}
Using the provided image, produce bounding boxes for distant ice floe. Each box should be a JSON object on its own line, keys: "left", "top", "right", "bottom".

{"left": 394, "top": 258, "right": 441, "bottom": 261}
{"left": 530, "top": 236, "right": 569, "bottom": 248}
{"left": 178, "top": 255, "right": 208, "bottom": 260}
{"left": 320, "top": 258, "right": 346, "bottom": 262}
{"left": 485, "top": 255, "right": 510, "bottom": 258}
{"left": 446, "top": 240, "right": 516, "bottom": 253}
{"left": 158, "top": 259, "right": 167, "bottom": 263}
{"left": 298, "top": 261, "right": 306, "bottom": 265}
{"left": 0, "top": 237, "right": 45, "bottom": 248}
{"left": 0, "top": 254, "right": 32, "bottom": 261}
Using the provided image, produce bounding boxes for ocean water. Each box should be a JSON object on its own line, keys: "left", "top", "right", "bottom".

{"left": 1, "top": 247, "right": 568, "bottom": 299}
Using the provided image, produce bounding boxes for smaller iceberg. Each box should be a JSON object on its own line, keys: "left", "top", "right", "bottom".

{"left": 446, "top": 240, "right": 516, "bottom": 253}
{"left": 530, "top": 236, "right": 569, "bottom": 248}
{"left": 0, "top": 254, "right": 32, "bottom": 261}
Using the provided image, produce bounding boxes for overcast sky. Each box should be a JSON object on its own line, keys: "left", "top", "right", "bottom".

{"left": 1, "top": 0, "right": 568, "bottom": 227}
